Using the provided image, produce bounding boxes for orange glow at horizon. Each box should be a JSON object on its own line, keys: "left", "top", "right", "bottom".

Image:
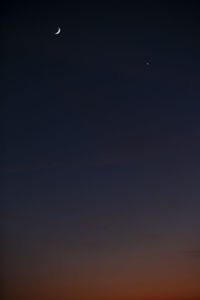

{"left": 3, "top": 257, "right": 200, "bottom": 300}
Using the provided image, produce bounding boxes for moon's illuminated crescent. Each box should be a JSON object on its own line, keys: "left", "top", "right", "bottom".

{"left": 54, "top": 27, "right": 61, "bottom": 35}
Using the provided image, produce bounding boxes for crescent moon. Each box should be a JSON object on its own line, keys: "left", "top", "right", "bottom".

{"left": 54, "top": 27, "right": 61, "bottom": 35}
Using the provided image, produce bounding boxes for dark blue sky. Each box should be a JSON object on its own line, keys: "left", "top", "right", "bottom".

{"left": 1, "top": 2, "right": 200, "bottom": 299}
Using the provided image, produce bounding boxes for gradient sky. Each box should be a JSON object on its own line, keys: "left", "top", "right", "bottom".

{"left": 1, "top": 1, "right": 200, "bottom": 300}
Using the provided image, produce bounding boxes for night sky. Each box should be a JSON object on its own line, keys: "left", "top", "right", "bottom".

{"left": 1, "top": 2, "right": 200, "bottom": 300}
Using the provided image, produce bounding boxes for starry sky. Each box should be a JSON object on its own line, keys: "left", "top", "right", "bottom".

{"left": 1, "top": 1, "right": 200, "bottom": 300}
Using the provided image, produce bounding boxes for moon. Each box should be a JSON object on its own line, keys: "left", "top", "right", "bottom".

{"left": 54, "top": 27, "right": 61, "bottom": 35}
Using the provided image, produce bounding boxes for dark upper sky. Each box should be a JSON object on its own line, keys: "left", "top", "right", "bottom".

{"left": 1, "top": 2, "right": 200, "bottom": 300}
